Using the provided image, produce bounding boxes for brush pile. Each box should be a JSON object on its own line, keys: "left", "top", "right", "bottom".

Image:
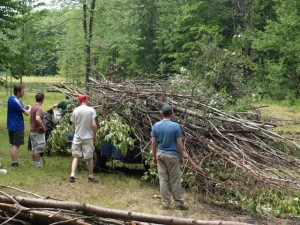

{"left": 47, "top": 78, "right": 300, "bottom": 192}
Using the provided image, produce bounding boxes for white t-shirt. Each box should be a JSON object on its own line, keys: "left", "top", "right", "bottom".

{"left": 71, "top": 105, "right": 96, "bottom": 139}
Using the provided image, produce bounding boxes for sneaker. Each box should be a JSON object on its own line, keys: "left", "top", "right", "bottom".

{"left": 88, "top": 177, "right": 98, "bottom": 183}
{"left": 35, "top": 162, "right": 43, "bottom": 168}
{"left": 10, "top": 166, "right": 17, "bottom": 170}
{"left": 175, "top": 204, "right": 189, "bottom": 210}
{"left": 10, "top": 162, "right": 19, "bottom": 170}
{"left": 69, "top": 176, "right": 75, "bottom": 183}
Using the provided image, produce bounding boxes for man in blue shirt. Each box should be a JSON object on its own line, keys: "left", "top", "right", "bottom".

{"left": 151, "top": 103, "right": 188, "bottom": 210}
{"left": 7, "top": 84, "right": 31, "bottom": 170}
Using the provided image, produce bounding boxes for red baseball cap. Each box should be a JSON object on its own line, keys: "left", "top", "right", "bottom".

{"left": 78, "top": 94, "right": 88, "bottom": 102}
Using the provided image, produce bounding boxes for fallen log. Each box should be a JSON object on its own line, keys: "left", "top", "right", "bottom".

{"left": 0, "top": 195, "right": 253, "bottom": 225}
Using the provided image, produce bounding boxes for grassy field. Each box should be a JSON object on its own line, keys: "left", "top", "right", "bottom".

{"left": 0, "top": 76, "right": 299, "bottom": 224}
{"left": 255, "top": 100, "right": 300, "bottom": 134}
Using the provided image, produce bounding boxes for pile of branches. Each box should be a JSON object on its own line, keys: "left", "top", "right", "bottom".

{"left": 47, "top": 78, "right": 300, "bottom": 192}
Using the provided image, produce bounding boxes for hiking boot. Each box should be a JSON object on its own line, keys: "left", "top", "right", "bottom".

{"left": 88, "top": 177, "right": 98, "bottom": 183}
{"left": 175, "top": 204, "right": 189, "bottom": 210}
{"left": 69, "top": 176, "right": 75, "bottom": 183}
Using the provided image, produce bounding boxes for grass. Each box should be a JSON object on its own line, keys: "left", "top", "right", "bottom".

{"left": 254, "top": 100, "right": 300, "bottom": 134}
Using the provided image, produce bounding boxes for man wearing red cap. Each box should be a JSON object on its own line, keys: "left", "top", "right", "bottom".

{"left": 69, "top": 94, "right": 98, "bottom": 183}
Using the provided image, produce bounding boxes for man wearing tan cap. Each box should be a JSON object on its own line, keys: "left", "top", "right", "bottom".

{"left": 69, "top": 95, "right": 98, "bottom": 183}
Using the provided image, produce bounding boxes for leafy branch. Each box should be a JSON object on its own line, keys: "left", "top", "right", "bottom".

{"left": 96, "top": 113, "right": 134, "bottom": 155}
{"left": 46, "top": 113, "right": 71, "bottom": 154}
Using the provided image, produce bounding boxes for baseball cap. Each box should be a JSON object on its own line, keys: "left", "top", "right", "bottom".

{"left": 78, "top": 94, "right": 88, "bottom": 102}
{"left": 161, "top": 103, "right": 173, "bottom": 113}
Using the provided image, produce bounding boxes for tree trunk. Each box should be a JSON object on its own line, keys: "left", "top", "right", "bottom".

{"left": 83, "top": 0, "right": 96, "bottom": 89}
{"left": 0, "top": 195, "right": 252, "bottom": 225}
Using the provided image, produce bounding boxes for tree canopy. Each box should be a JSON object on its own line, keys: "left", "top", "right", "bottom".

{"left": 0, "top": 0, "right": 299, "bottom": 100}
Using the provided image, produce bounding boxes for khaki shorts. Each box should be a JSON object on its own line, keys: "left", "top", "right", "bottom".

{"left": 30, "top": 132, "right": 46, "bottom": 153}
{"left": 72, "top": 137, "right": 94, "bottom": 160}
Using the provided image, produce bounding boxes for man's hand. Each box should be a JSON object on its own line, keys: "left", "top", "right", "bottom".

{"left": 180, "top": 156, "right": 184, "bottom": 164}
{"left": 40, "top": 126, "right": 45, "bottom": 133}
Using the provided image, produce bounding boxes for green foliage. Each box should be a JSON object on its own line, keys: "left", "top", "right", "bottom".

{"left": 189, "top": 166, "right": 300, "bottom": 219}
{"left": 56, "top": 8, "right": 85, "bottom": 83}
{"left": 1, "top": 0, "right": 299, "bottom": 100}
{"left": 285, "top": 91, "right": 297, "bottom": 106}
{"left": 0, "top": 0, "right": 30, "bottom": 67}
{"left": 96, "top": 113, "right": 135, "bottom": 155}
{"left": 164, "top": 1, "right": 259, "bottom": 101}
{"left": 133, "top": 0, "right": 159, "bottom": 73}
{"left": 0, "top": 77, "right": 8, "bottom": 87}
{"left": 46, "top": 113, "right": 71, "bottom": 154}
{"left": 141, "top": 147, "right": 159, "bottom": 184}
{"left": 252, "top": 0, "right": 300, "bottom": 99}
{"left": 142, "top": 166, "right": 159, "bottom": 184}
{"left": 238, "top": 189, "right": 300, "bottom": 218}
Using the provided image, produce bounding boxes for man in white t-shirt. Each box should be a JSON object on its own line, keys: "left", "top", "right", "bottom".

{"left": 69, "top": 95, "right": 98, "bottom": 183}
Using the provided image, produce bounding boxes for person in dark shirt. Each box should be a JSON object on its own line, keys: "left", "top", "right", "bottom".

{"left": 51, "top": 96, "right": 72, "bottom": 115}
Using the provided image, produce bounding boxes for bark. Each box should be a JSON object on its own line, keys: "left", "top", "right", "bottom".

{"left": 0, "top": 195, "right": 253, "bottom": 225}
{"left": 83, "top": 0, "right": 96, "bottom": 88}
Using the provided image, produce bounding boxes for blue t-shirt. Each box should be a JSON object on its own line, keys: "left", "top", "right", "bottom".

{"left": 151, "top": 120, "right": 183, "bottom": 156}
{"left": 7, "top": 95, "right": 26, "bottom": 131}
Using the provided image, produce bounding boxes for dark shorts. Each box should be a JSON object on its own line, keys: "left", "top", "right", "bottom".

{"left": 9, "top": 130, "right": 25, "bottom": 146}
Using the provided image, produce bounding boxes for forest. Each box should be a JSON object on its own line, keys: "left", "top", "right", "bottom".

{"left": 0, "top": 0, "right": 299, "bottom": 102}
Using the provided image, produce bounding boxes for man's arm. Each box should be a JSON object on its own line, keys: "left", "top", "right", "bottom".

{"left": 72, "top": 122, "right": 75, "bottom": 132}
{"left": 92, "top": 118, "right": 97, "bottom": 142}
{"left": 51, "top": 103, "right": 58, "bottom": 109}
{"left": 151, "top": 137, "right": 158, "bottom": 165}
{"left": 23, "top": 105, "right": 31, "bottom": 116}
{"left": 36, "top": 115, "right": 45, "bottom": 132}
{"left": 176, "top": 137, "right": 184, "bottom": 164}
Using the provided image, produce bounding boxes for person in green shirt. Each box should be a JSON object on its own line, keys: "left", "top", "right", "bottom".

{"left": 51, "top": 96, "right": 72, "bottom": 115}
